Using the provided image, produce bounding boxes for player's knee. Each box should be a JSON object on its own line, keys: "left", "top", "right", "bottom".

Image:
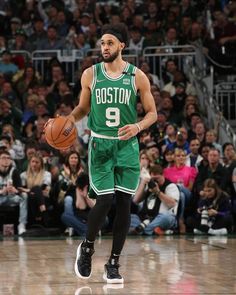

{"left": 96, "top": 194, "right": 114, "bottom": 209}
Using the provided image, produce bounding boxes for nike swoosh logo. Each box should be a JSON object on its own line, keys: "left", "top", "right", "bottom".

{"left": 97, "top": 79, "right": 106, "bottom": 82}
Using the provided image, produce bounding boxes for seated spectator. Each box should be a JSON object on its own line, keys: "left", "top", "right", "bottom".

{"left": 0, "top": 150, "right": 27, "bottom": 235}
{"left": 13, "top": 64, "right": 41, "bottom": 103}
{"left": 0, "top": 98, "right": 22, "bottom": 138}
{"left": 164, "top": 148, "right": 198, "bottom": 232}
{"left": 185, "top": 138, "right": 203, "bottom": 169}
{"left": 182, "top": 102, "right": 200, "bottom": 130}
{"left": 130, "top": 164, "right": 180, "bottom": 235}
{"left": 36, "top": 25, "right": 64, "bottom": 51}
{"left": 205, "top": 129, "right": 222, "bottom": 155}
{"left": 197, "top": 143, "right": 213, "bottom": 173}
{"left": 166, "top": 127, "right": 190, "bottom": 154}
{"left": 194, "top": 122, "right": 206, "bottom": 145}
{"left": 54, "top": 151, "right": 83, "bottom": 207}
{"left": 61, "top": 172, "right": 95, "bottom": 236}
{"left": 146, "top": 141, "right": 162, "bottom": 167}
{"left": 161, "top": 58, "right": 179, "bottom": 85}
{"left": 20, "top": 153, "right": 52, "bottom": 227}
{"left": 140, "top": 61, "right": 160, "bottom": 88}
{"left": 2, "top": 123, "right": 25, "bottom": 161}
{"left": 186, "top": 178, "right": 233, "bottom": 235}
{"left": 195, "top": 147, "right": 228, "bottom": 195}
{"left": 150, "top": 110, "right": 168, "bottom": 144}
{"left": 163, "top": 71, "right": 197, "bottom": 97}
{"left": 162, "top": 148, "right": 175, "bottom": 168}
{"left": 159, "top": 123, "right": 178, "bottom": 154}
{"left": 0, "top": 50, "right": 19, "bottom": 78}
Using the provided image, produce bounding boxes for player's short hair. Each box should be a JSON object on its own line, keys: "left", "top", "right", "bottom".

{"left": 101, "top": 23, "right": 129, "bottom": 45}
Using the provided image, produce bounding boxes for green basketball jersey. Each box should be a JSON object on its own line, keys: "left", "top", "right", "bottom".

{"left": 88, "top": 62, "right": 138, "bottom": 137}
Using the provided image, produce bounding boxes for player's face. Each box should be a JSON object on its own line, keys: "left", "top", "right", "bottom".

{"left": 100, "top": 34, "right": 123, "bottom": 63}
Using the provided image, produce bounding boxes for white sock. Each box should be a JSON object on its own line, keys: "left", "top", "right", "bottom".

{"left": 208, "top": 228, "right": 228, "bottom": 235}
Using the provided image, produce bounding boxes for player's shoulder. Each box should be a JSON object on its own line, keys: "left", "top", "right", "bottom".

{"left": 81, "top": 65, "right": 94, "bottom": 83}
{"left": 135, "top": 68, "right": 149, "bottom": 85}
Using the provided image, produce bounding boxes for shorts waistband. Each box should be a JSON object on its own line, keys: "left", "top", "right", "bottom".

{"left": 91, "top": 130, "right": 119, "bottom": 139}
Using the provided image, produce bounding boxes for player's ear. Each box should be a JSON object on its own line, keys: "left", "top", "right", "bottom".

{"left": 120, "top": 42, "right": 125, "bottom": 50}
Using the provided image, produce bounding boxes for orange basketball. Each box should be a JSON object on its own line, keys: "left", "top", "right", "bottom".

{"left": 44, "top": 116, "right": 77, "bottom": 150}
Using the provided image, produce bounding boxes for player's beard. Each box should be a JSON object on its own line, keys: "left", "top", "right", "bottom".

{"left": 101, "top": 49, "right": 119, "bottom": 63}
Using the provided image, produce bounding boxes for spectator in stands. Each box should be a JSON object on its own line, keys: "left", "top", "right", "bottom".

{"left": 182, "top": 102, "right": 200, "bottom": 130}
{"left": 164, "top": 148, "right": 197, "bottom": 192}
{"left": 140, "top": 61, "right": 160, "bottom": 87}
{"left": 70, "top": 32, "right": 91, "bottom": 55}
{"left": 0, "top": 150, "right": 27, "bottom": 235}
{"left": 187, "top": 112, "right": 203, "bottom": 141}
{"left": 0, "top": 98, "right": 22, "bottom": 138}
{"left": 7, "top": 17, "right": 22, "bottom": 45}
{"left": 129, "top": 26, "right": 145, "bottom": 54}
{"left": 143, "top": 18, "right": 163, "bottom": 48}
{"left": 77, "top": 13, "right": 92, "bottom": 35}
{"left": 20, "top": 152, "right": 52, "bottom": 227}
{"left": 61, "top": 172, "right": 95, "bottom": 236}
{"left": 163, "top": 71, "right": 197, "bottom": 97}
{"left": 13, "top": 64, "right": 41, "bottom": 103}
{"left": 158, "top": 27, "right": 184, "bottom": 53}
{"left": 159, "top": 123, "right": 178, "bottom": 154}
{"left": 0, "top": 135, "right": 16, "bottom": 160}
{"left": 0, "top": 80, "right": 20, "bottom": 108}
{"left": 55, "top": 10, "right": 69, "bottom": 37}
{"left": 164, "top": 147, "right": 197, "bottom": 233}
{"left": 55, "top": 151, "right": 83, "bottom": 205}
{"left": 194, "top": 121, "right": 206, "bottom": 145}
{"left": 0, "top": 35, "right": 7, "bottom": 54}
{"left": 170, "top": 81, "right": 187, "bottom": 114}
{"left": 185, "top": 138, "right": 203, "bottom": 169}
{"left": 194, "top": 147, "right": 228, "bottom": 194}
{"left": 21, "top": 142, "right": 38, "bottom": 173}
{"left": 179, "top": 0, "right": 197, "bottom": 20}
{"left": 146, "top": 141, "right": 162, "bottom": 167}
{"left": 162, "top": 147, "right": 175, "bottom": 168}
{"left": 1, "top": 123, "right": 25, "bottom": 161}
{"left": 0, "top": 50, "right": 19, "bottom": 77}
{"left": 150, "top": 110, "right": 168, "bottom": 146}
{"left": 120, "top": 5, "right": 133, "bottom": 27}
{"left": 21, "top": 94, "right": 38, "bottom": 125}
{"left": 197, "top": 143, "right": 212, "bottom": 172}
{"left": 28, "top": 18, "right": 47, "bottom": 52}
{"left": 186, "top": 178, "right": 233, "bottom": 235}
{"left": 205, "top": 129, "right": 222, "bottom": 155}
{"left": 130, "top": 164, "right": 180, "bottom": 235}
{"left": 166, "top": 127, "right": 190, "bottom": 154}
{"left": 37, "top": 25, "right": 64, "bottom": 51}
{"left": 160, "top": 95, "right": 182, "bottom": 126}
{"left": 211, "top": 11, "right": 236, "bottom": 63}
{"left": 162, "top": 58, "right": 179, "bottom": 85}
{"left": 8, "top": 28, "right": 31, "bottom": 52}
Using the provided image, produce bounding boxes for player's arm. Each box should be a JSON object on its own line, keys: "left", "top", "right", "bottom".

{"left": 68, "top": 67, "right": 93, "bottom": 123}
{"left": 135, "top": 69, "right": 157, "bottom": 130}
{"left": 118, "top": 69, "right": 157, "bottom": 140}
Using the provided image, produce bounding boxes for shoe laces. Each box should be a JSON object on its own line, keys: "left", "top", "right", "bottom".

{"left": 81, "top": 246, "right": 94, "bottom": 266}
{"left": 107, "top": 261, "right": 121, "bottom": 277}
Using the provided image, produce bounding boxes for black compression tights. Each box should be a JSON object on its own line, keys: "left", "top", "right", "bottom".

{"left": 86, "top": 191, "right": 131, "bottom": 255}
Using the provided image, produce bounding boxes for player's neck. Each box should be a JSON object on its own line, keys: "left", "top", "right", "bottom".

{"left": 104, "top": 58, "right": 126, "bottom": 76}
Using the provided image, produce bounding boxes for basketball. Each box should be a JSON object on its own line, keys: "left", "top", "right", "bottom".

{"left": 44, "top": 116, "right": 77, "bottom": 150}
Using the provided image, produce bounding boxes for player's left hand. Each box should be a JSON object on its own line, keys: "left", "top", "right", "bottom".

{"left": 118, "top": 124, "right": 139, "bottom": 140}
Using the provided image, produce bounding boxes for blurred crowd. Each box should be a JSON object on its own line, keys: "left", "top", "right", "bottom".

{"left": 0, "top": 0, "right": 236, "bottom": 236}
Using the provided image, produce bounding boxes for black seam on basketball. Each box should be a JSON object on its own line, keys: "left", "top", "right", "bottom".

{"left": 54, "top": 129, "right": 76, "bottom": 145}
{"left": 53, "top": 118, "right": 71, "bottom": 141}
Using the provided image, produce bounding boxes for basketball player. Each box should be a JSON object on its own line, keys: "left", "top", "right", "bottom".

{"left": 69, "top": 23, "right": 157, "bottom": 284}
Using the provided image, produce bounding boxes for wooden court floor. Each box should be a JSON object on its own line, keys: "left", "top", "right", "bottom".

{"left": 0, "top": 235, "right": 236, "bottom": 295}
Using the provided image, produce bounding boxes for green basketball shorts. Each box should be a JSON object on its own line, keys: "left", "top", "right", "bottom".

{"left": 88, "top": 136, "right": 140, "bottom": 196}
